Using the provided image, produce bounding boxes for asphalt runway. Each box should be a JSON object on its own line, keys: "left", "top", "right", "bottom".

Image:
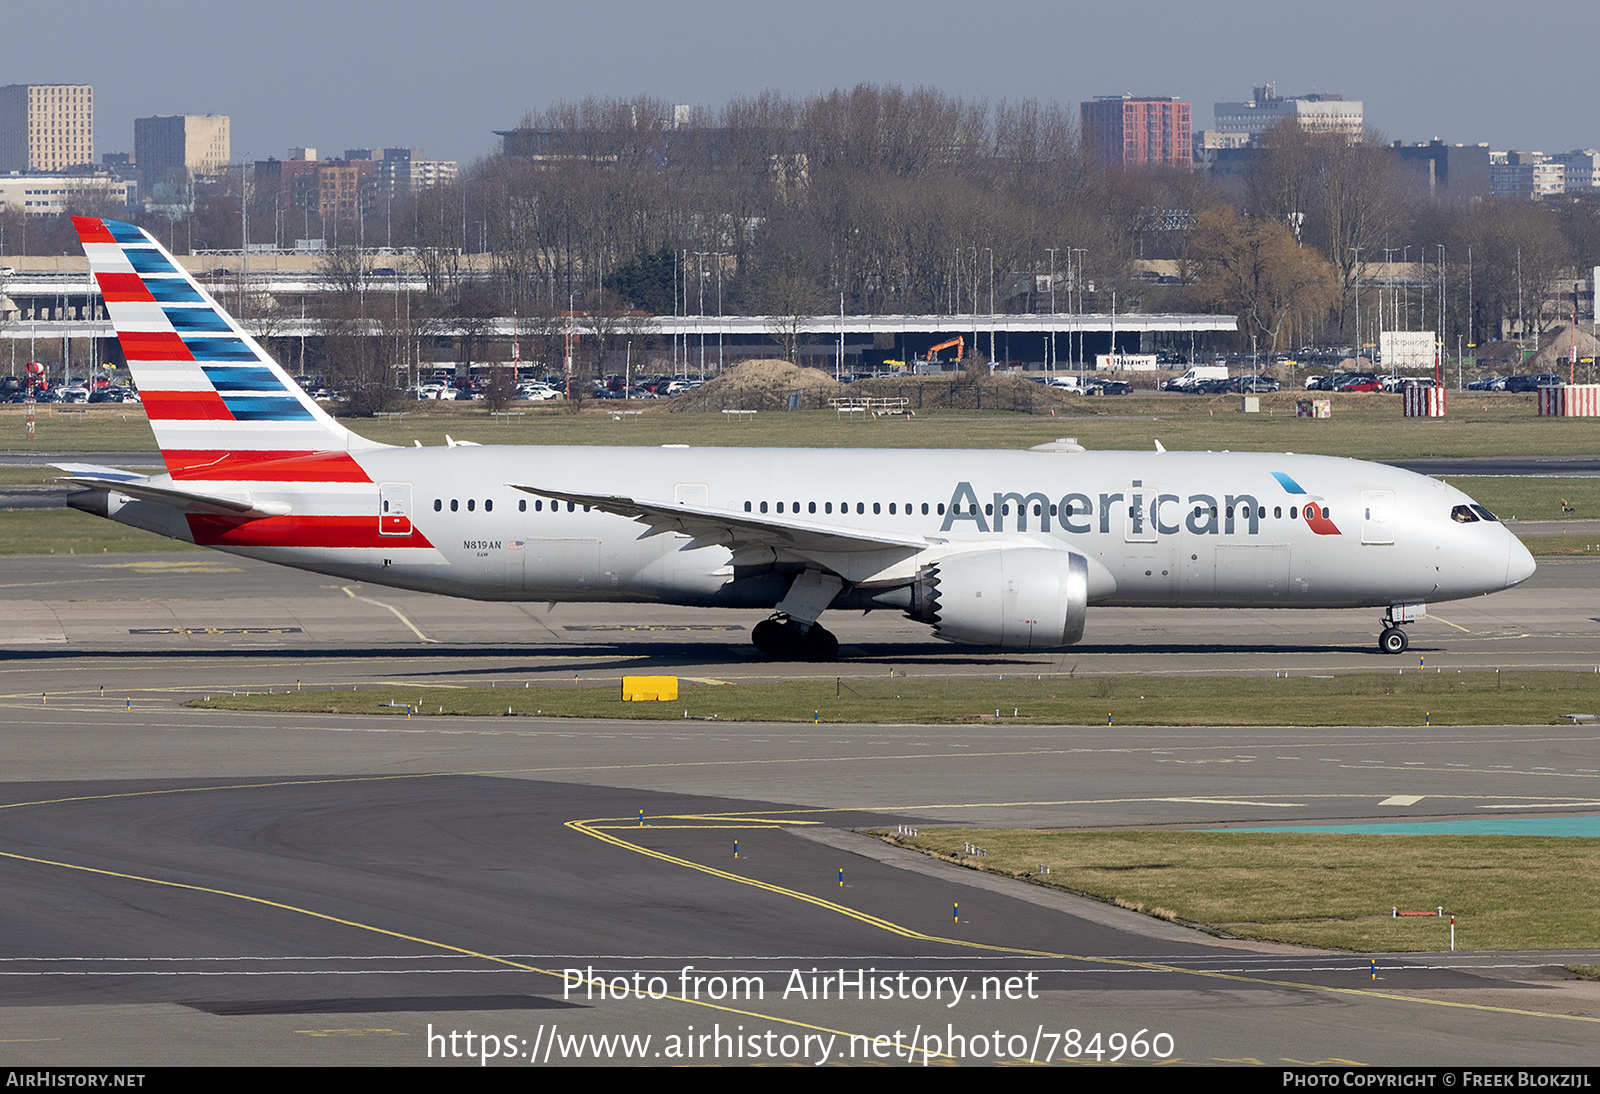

{"left": 2, "top": 553, "right": 1599, "bottom": 1067}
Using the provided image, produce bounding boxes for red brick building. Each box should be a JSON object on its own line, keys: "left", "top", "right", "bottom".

{"left": 253, "top": 155, "right": 376, "bottom": 224}
{"left": 1081, "top": 96, "right": 1192, "bottom": 170}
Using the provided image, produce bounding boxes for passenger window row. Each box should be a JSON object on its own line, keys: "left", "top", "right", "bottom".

{"left": 737, "top": 499, "right": 1333, "bottom": 522}
{"left": 431, "top": 498, "right": 591, "bottom": 513}
{"left": 744, "top": 500, "right": 948, "bottom": 516}
{"left": 1184, "top": 505, "right": 1323, "bottom": 520}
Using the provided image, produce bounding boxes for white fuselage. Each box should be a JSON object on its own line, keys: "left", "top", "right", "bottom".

{"left": 100, "top": 444, "right": 1535, "bottom": 614}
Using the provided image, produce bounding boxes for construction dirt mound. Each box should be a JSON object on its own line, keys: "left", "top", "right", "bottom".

{"left": 668, "top": 358, "right": 849, "bottom": 411}
{"left": 850, "top": 372, "right": 1098, "bottom": 414}
{"left": 668, "top": 360, "right": 1112, "bottom": 415}
{"left": 1528, "top": 325, "right": 1600, "bottom": 371}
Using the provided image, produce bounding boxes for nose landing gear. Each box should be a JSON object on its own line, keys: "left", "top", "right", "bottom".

{"left": 1378, "top": 625, "right": 1409, "bottom": 654}
{"left": 1377, "top": 602, "right": 1425, "bottom": 654}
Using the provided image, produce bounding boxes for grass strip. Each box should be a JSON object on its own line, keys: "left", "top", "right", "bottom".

{"left": 0, "top": 507, "right": 201, "bottom": 554}
{"left": 879, "top": 828, "right": 1600, "bottom": 952}
{"left": 189, "top": 671, "right": 1600, "bottom": 726}
{"left": 279, "top": 400, "right": 1600, "bottom": 458}
{"left": 6, "top": 395, "right": 1600, "bottom": 458}
{"left": 1439, "top": 477, "right": 1600, "bottom": 523}
{"left": 1522, "top": 535, "right": 1600, "bottom": 558}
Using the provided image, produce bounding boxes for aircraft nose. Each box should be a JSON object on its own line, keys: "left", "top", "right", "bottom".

{"left": 1506, "top": 534, "right": 1536, "bottom": 587}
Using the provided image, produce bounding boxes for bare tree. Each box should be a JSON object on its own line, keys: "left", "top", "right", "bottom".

{"left": 1191, "top": 206, "right": 1339, "bottom": 354}
{"left": 762, "top": 268, "right": 824, "bottom": 363}
{"left": 1313, "top": 135, "right": 1405, "bottom": 337}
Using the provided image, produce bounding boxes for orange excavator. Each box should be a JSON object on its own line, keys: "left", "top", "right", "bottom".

{"left": 920, "top": 336, "right": 965, "bottom": 366}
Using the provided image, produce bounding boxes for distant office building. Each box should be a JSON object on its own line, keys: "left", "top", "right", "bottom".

{"left": 1213, "top": 83, "right": 1363, "bottom": 144}
{"left": 1491, "top": 151, "right": 1565, "bottom": 200}
{"left": 1081, "top": 96, "right": 1192, "bottom": 170}
{"left": 0, "top": 84, "right": 94, "bottom": 172}
{"left": 1548, "top": 149, "right": 1600, "bottom": 191}
{"left": 0, "top": 171, "right": 133, "bottom": 216}
{"left": 134, "top": 114, "right": 230, "bottom": 190}
{"left": 344, "top": 147, "right": 458, "bottom": 203}
{"left": 1191, "top": 129, "right": 1252, "bottom": 174}
{"left": 254, "top": 151, "right": 376, "bottom": 223}
{"left": 1392, "top": 140, "right": 1492, "bottom": 199}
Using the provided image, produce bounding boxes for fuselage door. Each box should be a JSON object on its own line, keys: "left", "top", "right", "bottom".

{"left": 1361, "top": 490, "right": 1394, "bottom": 545}
{"left": 1124, "top": 481, "right": 1160, "bottom": 543}
{"left": 379, "top": 482, "right": 414, "bottom": 536}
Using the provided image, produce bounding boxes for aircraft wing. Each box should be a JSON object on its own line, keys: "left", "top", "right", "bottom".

{"left": 508, "top": 483, "right": 929, "bottom": 555}
{"left": 54, "top": 463, "right": 292, "bottom": 519}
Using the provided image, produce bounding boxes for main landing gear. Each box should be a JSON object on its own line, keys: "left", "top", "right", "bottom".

{"left": 752, "top": 613, "right": 839, "bottom": 662}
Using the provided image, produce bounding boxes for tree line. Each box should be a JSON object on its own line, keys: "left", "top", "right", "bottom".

{"left": 11, "top": 84, "right": 1600, "bottom": 394}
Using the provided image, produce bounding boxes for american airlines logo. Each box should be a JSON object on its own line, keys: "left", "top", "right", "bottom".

{"left": 940, "top": 476, "right": 1342, "bottom": 537}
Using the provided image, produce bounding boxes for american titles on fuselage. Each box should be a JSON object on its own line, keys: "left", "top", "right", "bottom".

{"left": 934, "top": 481, "right": 1340, "bottom": 537}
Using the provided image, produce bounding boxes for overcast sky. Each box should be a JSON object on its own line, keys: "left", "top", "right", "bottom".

{"left": 9, "top": 0, "right": 1596, "bottom": 167}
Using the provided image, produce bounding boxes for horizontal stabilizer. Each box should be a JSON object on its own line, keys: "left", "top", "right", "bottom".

{"left": 56, "top": 467, "right": 292, "bottom": 519}
{"left": 51, "top": 462, "right": 148, "bottom": 483}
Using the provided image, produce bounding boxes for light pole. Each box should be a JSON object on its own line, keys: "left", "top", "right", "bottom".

{"left": 238, "top": 154, "right": 250, "bottom": 319}
{"left": 1402, "top": 245, "right": 1411, "bottom": 332}
{"left": 986, "top": 247, "right": 994, "bottom": 368}
{"left": 1350, "top": 247, "right": 1362, "bottom": 361}
{"left": 695, "top": 252, "right": 708, "bottom": 378}
{"left": 970, "top": 247, "right": 978, "bottom": 361}
{"left": 1438, "top": 244, "right": 1446, "bottom": 380}
{"left": 1046, "top": 247, "right": 1058, "bottom": 375}
{"left": 714, "top": 252, "right": 725, "bottom": 374}
{"left": 1072, "top": 248, "right": 1088, "bottom": 372}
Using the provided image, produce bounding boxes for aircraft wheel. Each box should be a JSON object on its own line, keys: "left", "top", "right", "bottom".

{"left": 751, "top": 618, "right": 780, "bottom": 656}
{"left": 770, "top": 622, "right": 804, "bottom": 661}
{"left": 1378, "top": 626, "right": 1409, "bottom": 654}
{"left": 802, "top": 625, "right": 839, "bottom": 662}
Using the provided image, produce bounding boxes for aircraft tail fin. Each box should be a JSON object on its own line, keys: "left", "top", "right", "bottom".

{"left": 73, "top": 216, "right": 384, "bottom": 481}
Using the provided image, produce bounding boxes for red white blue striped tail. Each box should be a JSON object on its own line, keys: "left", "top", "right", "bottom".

{"left": 74, "top": 216, "right": 384, "bottom": 481}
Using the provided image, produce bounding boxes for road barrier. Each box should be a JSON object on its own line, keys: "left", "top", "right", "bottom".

{"left": 1538, "top": 384, "right": 1600, "bottom": 416}
{"left": 1403, "top": 386, "right": 1446, "bottom": 417}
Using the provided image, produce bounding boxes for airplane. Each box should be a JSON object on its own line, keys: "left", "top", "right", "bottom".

{"left": 58, "top": 216, "right": 1535, "bottom": 660}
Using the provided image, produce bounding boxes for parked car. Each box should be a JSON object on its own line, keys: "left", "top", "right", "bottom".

{"left": 1334, "top": 373, "right": 1381, "bottom": 392}
{"left": 1234, "top": 375, "right": 1280, "bottom": 393}
{"left": 1502, "top": 374, "right": 1563, "bottom": 393}
{"left": 1086, "top": 378, "right": 1132, "bottom": 395}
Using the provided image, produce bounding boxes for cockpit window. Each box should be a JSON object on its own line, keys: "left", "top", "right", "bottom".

{"left": 1451, "top": 504, "right": 1479, "bottom": 524}
{"left": 1470, "top": 504, "right": 1499, "bottom": 522}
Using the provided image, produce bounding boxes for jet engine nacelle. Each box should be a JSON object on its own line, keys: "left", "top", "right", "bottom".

{"left": 909, "top": 547, "right": 1090, "bottom": 648}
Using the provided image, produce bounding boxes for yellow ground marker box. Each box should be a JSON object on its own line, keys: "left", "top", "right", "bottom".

{"left": 621, "top": 675, "right": 679, "bottom": 702}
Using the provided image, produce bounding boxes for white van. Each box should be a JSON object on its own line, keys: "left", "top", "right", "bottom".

{"left": 1160, "top": 365, "right": 1228, "bottom": 392}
